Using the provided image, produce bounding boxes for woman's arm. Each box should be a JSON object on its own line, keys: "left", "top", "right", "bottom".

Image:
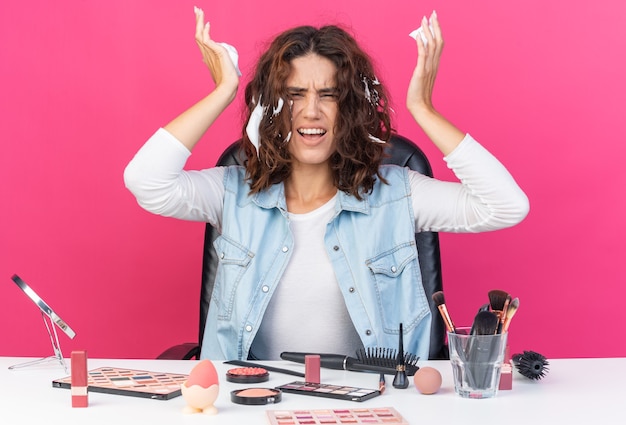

{"left": 406, "top": 13, "right": 528, "bottom": 231}
{"left": 124, "top": 7, "right": 237, "bottom": 225}
{"left": 411, "top": 135, "right": 529, "bottom": 233}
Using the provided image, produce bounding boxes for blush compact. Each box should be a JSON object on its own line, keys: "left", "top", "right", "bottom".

{"left": 226, "top": 367, "right": 270, "bottom": 384}
{"left": 230, "top": 388, "right": 282, "bottom": 405}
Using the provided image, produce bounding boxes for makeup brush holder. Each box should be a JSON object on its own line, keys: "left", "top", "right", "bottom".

{"left": 448, "top": 328, "right": 508, "bottom": 399}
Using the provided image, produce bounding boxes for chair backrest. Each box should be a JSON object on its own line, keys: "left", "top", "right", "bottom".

{"left": 199, "top": 134, "right": 448, "bottom": 359}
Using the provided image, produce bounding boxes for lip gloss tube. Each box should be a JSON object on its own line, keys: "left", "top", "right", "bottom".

{"left": 305, "top": 354, "right": 321, "bottom": 384}
{"left": 71, "top": 350, "right": 88, "bottom": 407}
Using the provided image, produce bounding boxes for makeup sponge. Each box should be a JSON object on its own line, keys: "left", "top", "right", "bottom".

{"left": 187, "top": 359, "right": 219, "bottom": 388}
{"left": 413, "top": 366, "right": 442, "bottom": 394}
{"left": 182, "top": 360, "right": 220, "bottom": 415}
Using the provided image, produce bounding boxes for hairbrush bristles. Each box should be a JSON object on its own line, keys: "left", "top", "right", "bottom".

{"left": 355, "top": 347, "right": 419, "bottom": 375}
{"left": 512, "top": 350, "right": 549, "bottom": 380}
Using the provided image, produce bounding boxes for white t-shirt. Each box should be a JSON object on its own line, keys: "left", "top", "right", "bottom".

{"left": 249, "top": 194, "right": 364, "bottom": 359}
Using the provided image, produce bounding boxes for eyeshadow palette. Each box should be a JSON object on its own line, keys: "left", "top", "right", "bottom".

{"left": 275, "top": 381, "right": 380, "bottom": 402}
{"left": 266, "top": 407, "right": 408, "bottom": 425}
{"left": 52, "top": 367, "right": 188, "bottom": 400}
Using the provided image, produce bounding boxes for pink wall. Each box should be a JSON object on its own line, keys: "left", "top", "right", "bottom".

{"left": 1, "top": 0, "right": 625, "bottom": 360}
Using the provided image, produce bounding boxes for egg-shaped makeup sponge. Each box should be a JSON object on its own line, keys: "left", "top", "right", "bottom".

{"left": 186, "top": 359, "right": 219, "bottom": 388}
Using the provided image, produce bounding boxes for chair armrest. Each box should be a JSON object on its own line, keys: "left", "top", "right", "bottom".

{"left": 156, "top": 343, "right": 200, "bottom": 360}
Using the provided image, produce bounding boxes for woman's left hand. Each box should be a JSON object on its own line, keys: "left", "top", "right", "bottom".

{"left": 406, "top": 11, "right": 443, "bottom": 120}
{"left": 406, "top": 12, "right": 465, "bottom": 156}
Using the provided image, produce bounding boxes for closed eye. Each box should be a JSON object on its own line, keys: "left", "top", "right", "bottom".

{"left": 287, "top": 88, "right": 306, "bottom": 99}
{"left": 287, "top": 87, "right": 338, "bottom": 100}
{"left": 319, "top": 88, "right": 339, "bottom": 99}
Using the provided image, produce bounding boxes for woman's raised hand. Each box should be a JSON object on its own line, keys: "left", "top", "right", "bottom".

{"left": 406, "top": 11, "right": 443, "bottom": 120}
{"left": 406, "top": 12, "right": 464, "bottom": 156}
{"left": 160, "top": 7, "right": 240, "bottom": 150}
{"left": 194, "top": 6, "right": 239, "bottom": 95}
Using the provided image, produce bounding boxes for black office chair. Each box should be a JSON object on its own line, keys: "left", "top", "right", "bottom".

{"left": 157, "top": 134, "right": 448, "bottom": 360}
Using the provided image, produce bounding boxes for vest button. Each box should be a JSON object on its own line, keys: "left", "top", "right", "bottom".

{"left": 333, "top": 245, "right": 339, "bottom": 251}
{"left": 282, "top": 246, "right": 289, "bottom": 253}
{"left": 220, "top": 252, "right": 225, "bottom": 259}
{"left": 391, "top": 266, "right": 397, "bottom": 273}
{"left": 365, "top": 329, "right": 372, "bottom": 336}
{"left": 349, "top": 287, "right": 355, "bottom": 293}
{"left": 245, "top": 325, "right": 253, "bottom": 332}
{"left": 262, "top": 285, "right": 269, "bottom": 293}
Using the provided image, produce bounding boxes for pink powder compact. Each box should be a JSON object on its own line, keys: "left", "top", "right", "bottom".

{"left": 230, "top": 388, "right": 282, "bottom": 405}
{"left": 226, "top": 367, "right": 269, "bottom": 384}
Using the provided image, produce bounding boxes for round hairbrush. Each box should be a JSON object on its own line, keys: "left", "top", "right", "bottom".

{"left": 512, "top": 350, "right": 550, "bottom": 380}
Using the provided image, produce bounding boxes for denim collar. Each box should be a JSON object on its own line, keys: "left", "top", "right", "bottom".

{"left": 251, "top": 182, "right": 370, "bottom": 215}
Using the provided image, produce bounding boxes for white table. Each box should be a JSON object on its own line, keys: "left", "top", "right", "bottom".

{"left": 1, "top": 357, "right": 624, "bottom": 424}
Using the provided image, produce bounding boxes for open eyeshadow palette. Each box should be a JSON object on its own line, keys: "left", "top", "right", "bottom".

{"left": 275, "top": 381, "right": 380, "bottom": 402}
{"left": 52, "top": 367, "right": 188, "bottom": 400}
{"left": 266, "top": 407, "right": 408, "bottom": 425}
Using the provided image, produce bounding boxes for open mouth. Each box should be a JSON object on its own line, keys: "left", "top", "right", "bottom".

{"left": 297, "top": 128, "right": 327, "bottom": 137}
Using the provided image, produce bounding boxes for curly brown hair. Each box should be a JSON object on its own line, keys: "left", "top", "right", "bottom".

{"left": 242, "top": 25, "right": 394, "bottom": 200}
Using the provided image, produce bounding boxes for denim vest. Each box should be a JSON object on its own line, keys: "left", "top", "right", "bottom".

{"left": 200, "top": 164, "right": 432, "bottom": 360}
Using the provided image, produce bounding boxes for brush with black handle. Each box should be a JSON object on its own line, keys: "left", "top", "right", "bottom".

{"left": 355, "top": 347, "right": 419, "bottom": 375}
{"left": 467, "top": 310, "right": 500, "bottom": 389}
{"left": 280, "top": 350, "right": 419, "bottom": 375}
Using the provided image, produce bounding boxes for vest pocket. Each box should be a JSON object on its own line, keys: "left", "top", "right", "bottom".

{"left": 212, "top": 236, "right": 254, "bottom": 320}
{"left": 365, "top": 242, "right": 429, "bottom": 331}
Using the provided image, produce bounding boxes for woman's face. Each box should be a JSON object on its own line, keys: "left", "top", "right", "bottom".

{"left": 286, "top": 53, "right": 339, "bottom": 169}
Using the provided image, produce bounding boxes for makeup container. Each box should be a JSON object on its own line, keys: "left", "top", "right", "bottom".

{"left": 498, "top": 345, "right": 513, "bottom": 390}
{"left": 448, "top": 327, "right": 508, "bottom": 399}
{"left": 230, "top": 388, "right": 282, "bottom": 405}
{"left": 226, "top": 367, "right": 269, "bottom": 384}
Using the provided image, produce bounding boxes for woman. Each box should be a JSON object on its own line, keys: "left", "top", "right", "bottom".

{"left": 124, "top": 8, "right": 529, "bottom": 360}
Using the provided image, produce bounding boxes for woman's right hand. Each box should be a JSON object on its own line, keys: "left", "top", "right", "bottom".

{"left": 194, "top": 6, "right": 239, "bottom": 97}
{"left": 160, "top": 8, "right": 240, "bottom": 150}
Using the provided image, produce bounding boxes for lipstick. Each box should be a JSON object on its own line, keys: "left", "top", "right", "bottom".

{"left": 71, "top": 350, "right": 88, "bottom": 407}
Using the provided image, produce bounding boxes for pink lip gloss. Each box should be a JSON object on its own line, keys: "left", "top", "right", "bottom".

{"left": 71, "top": 350, "right": 88, "bottom": 407}
{"left": 305, "top": 354, "right": 320, "bottom": 384}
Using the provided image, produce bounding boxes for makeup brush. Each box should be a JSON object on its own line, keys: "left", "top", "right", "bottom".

{"left": 467, "top": 311, "right": 500, "bottom": 389}
{"left": 471, "top": 310, "right": 500, "bottom": 336}
{"left": 392, "top": 323, "right": 409, "bottom": 389}
{"left": 502, "top": 297, "right": 519, "bottom": 333}
{"left": 378, "top": 373, "right": 386, "bottom": 394}
{"left": 431, "top": 291, "right": 456, "bottom": 333}
{"left": 498, "top": 294, "right": 512, "bottom": 333}
{"left": 488, "top": 288, "right": 508, "bottom": 314}
{"left": 478, "top": 303, "right": 490, "bottom": 313}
